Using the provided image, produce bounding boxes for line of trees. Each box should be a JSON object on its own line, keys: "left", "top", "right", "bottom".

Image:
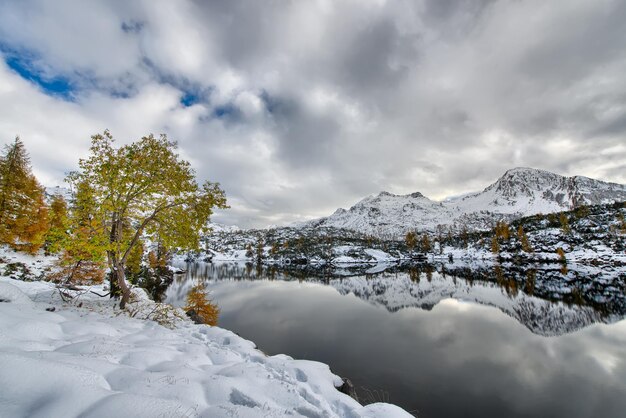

{"left": 1, "top": 132, "right": 228, "bottom": 309}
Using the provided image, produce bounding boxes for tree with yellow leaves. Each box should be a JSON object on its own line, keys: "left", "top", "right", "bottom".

{"left": 44, "top": 194, "right": 69, "bottom": 255}
{"left": 559, "top": 213, "right": 570, "bottom": 234}
{"left": 405, "top": 230, "right": 417, "bottom": 251}
{"left": 420, "top": 233, "right": 432, "bottom": 253}
{"left": 491, "top": 235, "right": 500, "bottom": 254}
{"left": 66, "top": 131, "right": 228, "bottom": 308}
{"left": 517, "top": 225, "right": 533, "bottom": 253}
{"left": 0, "top": 137, "right": 48, "bottom": 253}
{"left": 185, "top": 281, "right": 219, "bottom": 326}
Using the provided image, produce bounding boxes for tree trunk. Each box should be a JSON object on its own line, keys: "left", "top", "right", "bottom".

{"left": 107, "top": 249, "right": 130, "bottom": 309}
{"left": 108, "top": 270, "right": 120, "bottom": 299}
{"left": 107, "top": 212, "right": 131, "bottom": 309}
{"left": 115, "top": 261, "right": 131, "bottom": 309}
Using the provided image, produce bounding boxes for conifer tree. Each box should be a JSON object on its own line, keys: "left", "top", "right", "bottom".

{"left": 405, "top": 230, "right": 417, "bottom": 251}
{"left": 66, "top": 131, "right": 228, "bottom": 308}
{"left": 185, "top": 282, "right": 219, "bottom": 325}
{"left": 494, "top": 221, "right": 510, "bottom": 240}
{"left": 245, "top": 243, "right": 254, "bottom": 259}
{"left": 0, "top": 137, "right": 48, "bottom": 253}
{"left": 491, "top": 235, "right": 500, "bottom": 254}
{"left": 559, "top": 213, "right": 570, "bottom": 234}
{"left": 420, "top": 233, "right": 432, "bottom": 252}
{"left": 517, "top": 225, "right": 533, "bottom": 253}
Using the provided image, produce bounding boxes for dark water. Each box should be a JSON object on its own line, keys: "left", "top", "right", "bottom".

{"left": 165, "top": 263, "right": 626, "bottom": 418}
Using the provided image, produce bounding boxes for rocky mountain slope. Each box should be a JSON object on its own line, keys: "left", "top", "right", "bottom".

{"left": 306, "top": 168, "right": 626, "bottom": 237}
{"left": 328, "top": 273, "right": 611, "bottom": 337}
{"left": 193, "top": 201, "right": 625, "bottom": 269}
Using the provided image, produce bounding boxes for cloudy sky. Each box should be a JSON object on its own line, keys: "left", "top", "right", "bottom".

{"left": 0, "top": 0, "right": 625, "bottom": 228}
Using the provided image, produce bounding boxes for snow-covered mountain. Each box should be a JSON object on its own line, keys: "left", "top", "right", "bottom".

{"left": 44, "top": 186, "right": 73, "bottom": 203}
{"left": 207, "top": 222, "right": 241, "bottom": 233}
{"left": 329, "top": 274, "right": 609, "bottom": 336}
{"left": 307, "top": 167, "right": 626, "bottom": 236}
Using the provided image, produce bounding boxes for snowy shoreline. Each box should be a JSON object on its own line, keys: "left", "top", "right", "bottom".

{"left": 0, "top": 268, "right": 411, "bottom": 418}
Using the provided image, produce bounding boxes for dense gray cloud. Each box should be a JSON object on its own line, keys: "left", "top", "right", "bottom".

{"left": 0, "top": 0, "right": 624, "bottom": 227}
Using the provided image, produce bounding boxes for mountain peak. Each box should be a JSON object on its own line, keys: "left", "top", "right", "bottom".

{"left": 375, "top": 190, "right": 426, "bottom": 199}
{"left": 500, "top": 167, "right": 556, "bottom": 179}
{"left": 306, "top": 167, "right": 626, "bottom": 237}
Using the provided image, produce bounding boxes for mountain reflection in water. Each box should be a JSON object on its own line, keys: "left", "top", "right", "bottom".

{"left": 165, "top": 262, "right": 626, "bottom": 418}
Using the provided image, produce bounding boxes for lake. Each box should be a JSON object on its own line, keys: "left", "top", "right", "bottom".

{"left": 165, "top": 262, "right": 626, "bottom": 418}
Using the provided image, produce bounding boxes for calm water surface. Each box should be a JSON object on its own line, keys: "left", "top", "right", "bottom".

{"left": 165, "top": 263, "right": 626, "bottom": 418}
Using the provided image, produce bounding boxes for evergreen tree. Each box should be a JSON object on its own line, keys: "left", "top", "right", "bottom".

{"left": 0, "top": 137, "right": 48, "bottom": 253}
{"left": 66, "top": 131, "right": 228, "bottom": 308}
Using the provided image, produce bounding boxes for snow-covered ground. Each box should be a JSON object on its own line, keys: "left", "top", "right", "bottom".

{"left": 0, "top": 258, "right": 411, "bottom": 417}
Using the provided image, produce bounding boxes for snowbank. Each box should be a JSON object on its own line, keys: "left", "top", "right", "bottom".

{"left": 0, "top": 277, "right": 412, "bottom": 418}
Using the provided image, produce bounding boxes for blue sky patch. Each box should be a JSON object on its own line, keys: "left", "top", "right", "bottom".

{"left": 181, "top": 91, "right": 201, "bottom": 107}
{"left": 2, "top": 47, "right": 75, "bottom": 100}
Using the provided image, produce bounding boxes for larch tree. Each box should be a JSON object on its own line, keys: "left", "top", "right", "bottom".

{"left": 66, "top": 130, "right": 228, "bottom": 309}
{"left": 405, "top": 230, "right": 417, "bottom": 251}
{"left": 517, "top": 225, "right": 533, "bottom": 253}
{"left": 0, "top": 136, "right": 48, "bottom": 253}
{"left": 420, "top": 233, "right": 432, "bottom": 253}
{"left": 185, "top": 281, "right": 219, "bottom": 326}
{"left": 559, "top": 213, "right": 570, "bottom": 234}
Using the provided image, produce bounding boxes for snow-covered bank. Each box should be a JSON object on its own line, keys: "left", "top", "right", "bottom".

{"left": 0, "top": 277, "right": 411, "bottom": 417}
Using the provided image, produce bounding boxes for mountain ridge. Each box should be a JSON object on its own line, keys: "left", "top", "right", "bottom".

{"left": 304, "top": 167, "right": 626, "bottom": 237}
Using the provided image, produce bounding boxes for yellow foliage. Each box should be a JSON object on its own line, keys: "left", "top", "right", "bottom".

{"left": 559, "top": 213, "right": 570, "bottom": 234}
{"left": 491, "top": 236, "right": 500, "bottom": 254}
{"left": 185, "top": 282, "right": 219, "bottom": 326}
{"left": 517, "top": 226, "right": 533, "bottom": 253}
{"left": 421, "top": 234, "right": 432, "bottom": 252}
{"left": 405, "top": 231, "right": 417, "bottom": 249}
{"left": 0, "top": 137, "right": 49, "bottom": 253}
{"left": 50, "top": 252, "right": 106, "bottom": 285}
{"left": 494, "top": 221, "right": 510, "bottom": 240}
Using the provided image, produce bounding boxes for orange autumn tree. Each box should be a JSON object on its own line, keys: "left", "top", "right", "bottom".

{"left": 185, "top": 281, "right": 219, "bottom": 325}
{"left": 0, "top": 137, "right": 48, "bottom": 253}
